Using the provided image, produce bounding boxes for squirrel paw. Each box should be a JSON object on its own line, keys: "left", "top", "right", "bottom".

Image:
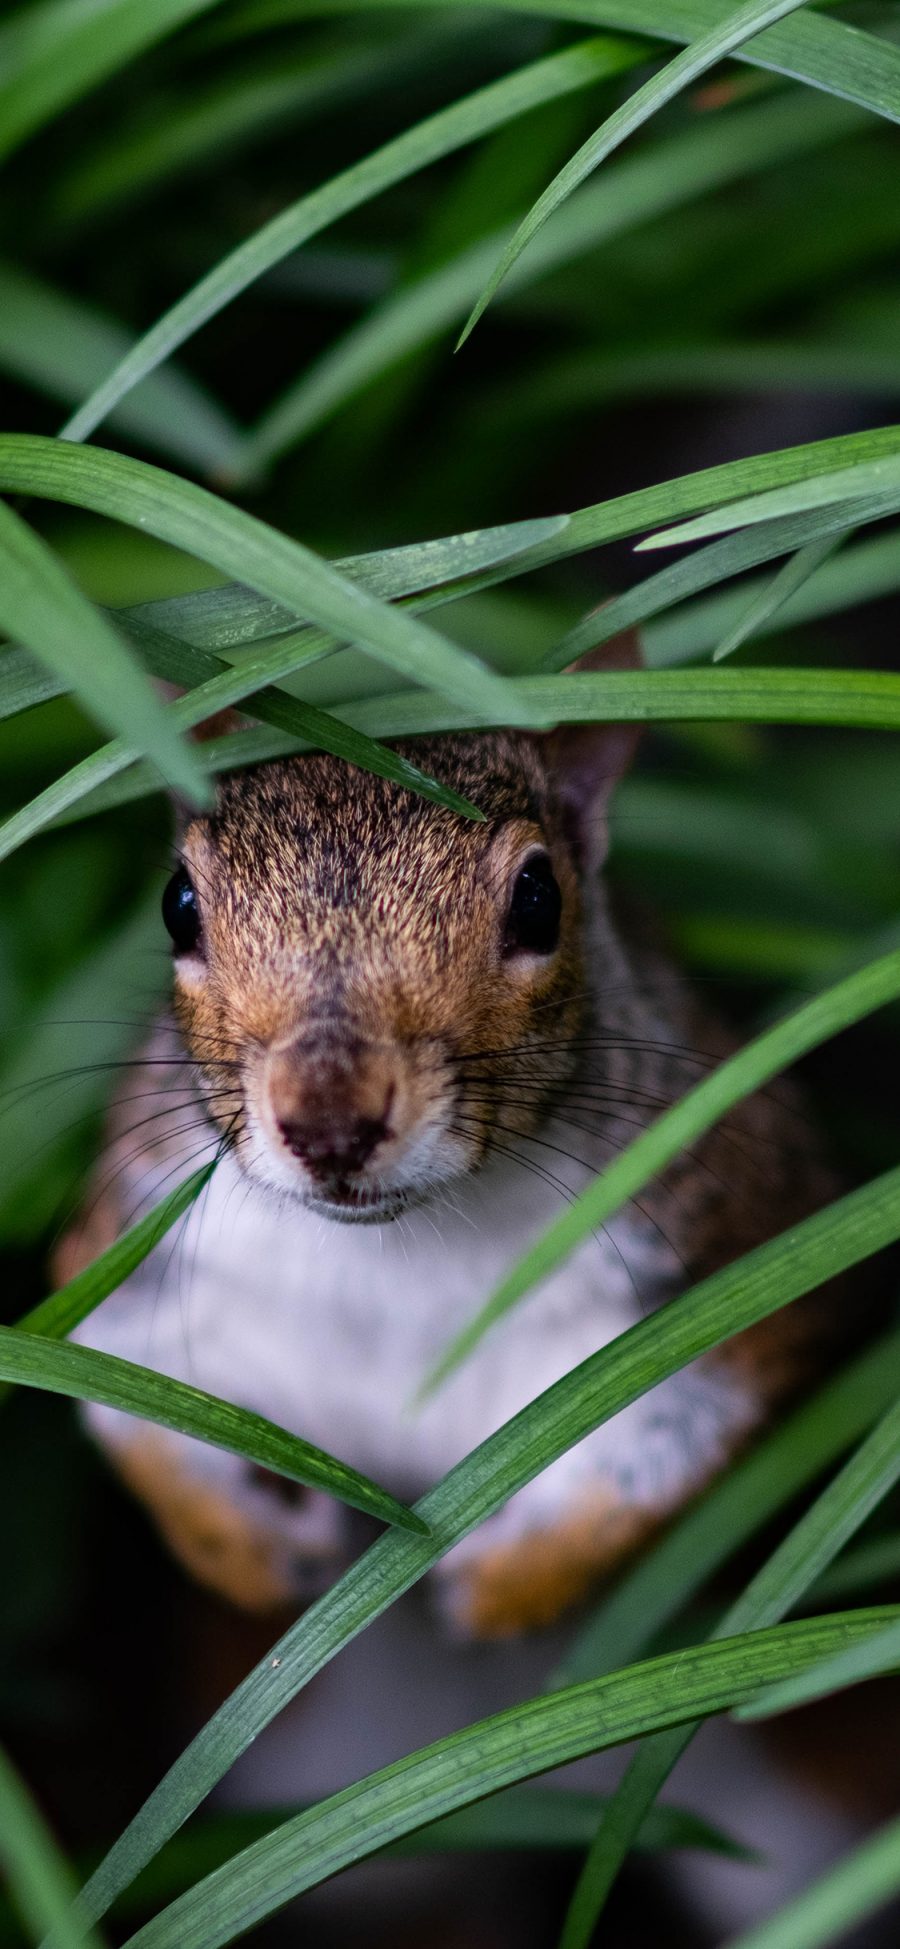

{"left": 433, "top": 1489, "right": 656, "bottom": 1639}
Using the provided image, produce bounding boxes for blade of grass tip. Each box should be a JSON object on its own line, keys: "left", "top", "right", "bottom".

{"left": 555, "top": 1392, "right": 900, "bottom": 1949}
{"left": 724, "top": 1810, "right": 900, "bottom": 1949}
{"left": 62, "top": 1162, "right": 900, "bottom": 1934}
{"left": 554, "top": 1322, "right": 900, "bottom": 1689}
{"left": 55, "top": 36, "right": 643, "bottom": 442}
{"left": 712, "top": 533, "right": 847, "bottom": 661}
{"left": 457, "top": 0, "right": 813, "bottom": 346}
{"left": 0, "top": 1744, "right": 105, "bottom": 1949}
{"left": 420, "top": 947, "right": 900, "bottom": 1396}
{"left": 0, "top": 497, "right": 208, "bottom": 803}
{"left": 7, "top": 1163, "right": 216, "bottom": 1355}
{"left": 0, "top": 260, "right": 244, "bottom": 479}
{"left": 104, "top": 1614, "right": 900, "bottom": 1949}
{"left": 544, "top": 495, "right": 897, "bottom": 671}
{"left": 0, "top": 438, "right": 543, "bottom": 728}
{"left": 638, "top": 453, "right": 900, "bottom": 550}
{"left": 0, "top": 1328, "right": 428, "bottom": 1536}
{"left": 737, "top": 1614, "right": 900, "bottom": 1722}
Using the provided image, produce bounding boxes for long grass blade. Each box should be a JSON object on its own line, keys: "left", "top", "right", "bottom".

{"left": 0, "top": 1326, "right": 428, "bottom": 1537}
{"left": 0, "top": 261, "right": 243, "bottom": 477}
{"left": 0, "top": 497, "right": 208, "bottom": 802}
{"left": 422, "top": 948, "right": 900, "bottom": 1393}
{"left": 738, "top": 1614, "right": 900, "bottom": 1720}
{"left": 555, "top": 1392, "right": 900, "bottom": 1947}
{"left": 113, "top": 1614, "right": 899, "bottom": 1949}
{"left": 0, "top": 438, "right": 540, "bottom": 727}
{"left": 459, "top": 0, "right": 812, "bottom": 343}
{"left": 67, "top": 1161, "right": 900, "bottom": 1929}
{"left": 57, "top": 37, "right": 642, "bottom": 442}
{"left": 0, "top": 1744, "right": 104, "bottom": 1949}
{"left": 724, "top": 1812, "right": 900, "bottom": 1949}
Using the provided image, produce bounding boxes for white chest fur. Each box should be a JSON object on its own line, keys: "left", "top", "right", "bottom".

{"left": 75, "top": 1138, "right": 754, "bottom": 1525}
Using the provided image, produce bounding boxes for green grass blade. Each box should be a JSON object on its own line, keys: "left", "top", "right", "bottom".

{"left": 50, "top": 663, "right": 900, "bottom": 831}
{"left": 0, "top": 511, "right": 570, "bottom": 723}
{"left": 738, "top": 1615, "right": 900, "bottom": 1720}
{"left": 112, "top": 1614, "right": 899, "bottom": 1949}
{"left": 0, "top": 1326, "right": 427, "bottom": 1537}
{"left": 0, "top": 497, "right": 208, "bottom": 802}
{"left": 0, "top": 648, "right": 485, "bottom": 867}
{"left": 104, "top": 1787, "right": 747, "bottom": 1919}
{"left": 421, "top": 948, "right": 900, "bottom": 1394}
{"left": 644, "top": 527, "right": 900, "bottom": 664}
{"left": 0, "top": 0, "right": 225, "bottom": 164}
{"left": 557, "top": 1392, "right": 900, "bottom": 1946}
{"left": 238, "top": 88, "right": 865, "bottom": 481}
{"left": 11, "top": 1164, "right": 215, "bottom": 1346}
{"left": 204, "top": 0, "right": 900, "bottom": 122}
{"left": 0, "top": 260, "right": 243, "bottom": 477}
{"left": 640, "top": 453, "right": 900, "bottom": 550}
{"left": 724, "top": 1812, "right": 900, "bottom": 1949}
{"left": 68, "top": 1161, "right": 900, "bottom": 1929}
{"left": 555, "top": 1322, "right": 900, "bottom": 1688}
{"left": 545, "top": 495, "right": 899, "bottom": 670}
{"left": 459, "top": 0, "right": 812, "bottom": 343}
{"left": 0, "top": 1744, "right": 104, "bottom": 1949}
{"left": 712, "top": 533, "right": 845, "bottom": 661}
{"left": 56, "top": 37, "right": 642, "bottom": 442}
{"left": 52, "top": 25, "right": 453, "bottom": 226}
{"left": 0, "top": 439, "right": 540, "bottom": 727}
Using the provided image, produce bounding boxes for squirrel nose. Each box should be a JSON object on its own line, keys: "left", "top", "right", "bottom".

{"left": 277, "top": 1111, "right": 390, "bottom": 1179}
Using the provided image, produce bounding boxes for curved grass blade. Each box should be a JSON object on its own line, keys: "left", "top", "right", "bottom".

{"left": 0, "top": 497, "right": 208, "bottom": 802}
{"left": 11, "top": 1162, "right": 215, "bottom": 1347}
{"left": 0, "top": 439, "right": 538, "bottom": 728}
{"left": 725, "top": 1811, "right": 900, "bottom": 1949}
{"left": 458, "top": 0, "right": 812, "bottom": 344}
{"left": 738, "top": 1615, "right": 900, "bottom": 1721}
{"left": 57, "top": 37, "right": 642, "bottom": 442}
{"left": 544, "top": 495, "right": 899, "bottom": 670}
{"left": 50, "top": 663, "right": 900, "bottom": 831}
{"left": 0, "top": 0, "right": 224, "bottom": 165}
{"left": 67, "top": 1161, "right": 900, "bottom": 1930}
{"left": 640, "top": 453, "right": 900, "bottom": 550}
{"left": 114, "top": 1613, "right": 899, "bottom": 1949}
{"left": 555, "top": 1391, "right": 900, "bottom": 1947}
{"left": 555, "top": 1321, "right": 900, "bottom": 1688}
{"left": 0, "top": 642, "right": 486, "bottom": 868}
{"left": 0, "top": 261, "right": 243, "bottom": 477}
{"left": 0, "top": 1326, "right": 428, "bottom": 1537}
{"left": 422, "top": 947, "right": 900, "bottom": 1394}
{"left": 238, "top": 88, "right": 865, "bottom": 481}
{"left": 205, "top": 0, "right": 900, "bottom": 123}
{"left": 712, "top": 533, "right": 845, "bottom": 661}
{"left": 0, "top": 1744, "right": 104, "bottom": 1949}
{"left": 110, "top": 1786, "right": 747, "bottom": 1919}
{"left": 0, "top": 511, "right": 570, "bottom": 724}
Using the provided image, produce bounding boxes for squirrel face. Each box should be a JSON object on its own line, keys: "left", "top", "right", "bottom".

{"left": 166, "top": 711, "right": 636, "bottom": 1223}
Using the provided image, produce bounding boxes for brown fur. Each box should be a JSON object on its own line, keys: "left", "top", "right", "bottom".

{"left": 63, "top": 635, "right": 858, "bottom": 1625}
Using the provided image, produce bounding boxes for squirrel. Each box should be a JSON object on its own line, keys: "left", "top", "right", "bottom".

{"left": 59, "top": 634, "right": 847, "bottom": 1637}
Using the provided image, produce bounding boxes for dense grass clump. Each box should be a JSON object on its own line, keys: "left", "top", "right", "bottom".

{"left": 1, "top": 3, "right": 900, "bottom": 1946}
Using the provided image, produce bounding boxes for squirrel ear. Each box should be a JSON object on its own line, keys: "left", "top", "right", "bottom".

{"left": 541, "top": 627, "right": 643, "bottom": 871}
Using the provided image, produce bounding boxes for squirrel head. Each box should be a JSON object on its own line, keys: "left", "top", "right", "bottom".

{"left": 166, "top": 636, "right": 640, "bottom": 1222}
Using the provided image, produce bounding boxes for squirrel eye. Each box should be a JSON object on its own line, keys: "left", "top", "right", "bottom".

{"left": 162, "top": 866, "right": 202, "bottom": 955}
{"left": 503, "top": 852, "right": 562, "bottom": 957}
